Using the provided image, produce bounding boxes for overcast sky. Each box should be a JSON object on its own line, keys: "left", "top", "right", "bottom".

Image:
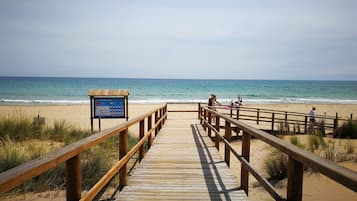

{"left": 0, "top": 1, "right": 356, "bottom": 80}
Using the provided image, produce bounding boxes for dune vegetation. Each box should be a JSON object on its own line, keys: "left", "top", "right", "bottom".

{"left": 0, "top": 112, "right": 138, "bottom": 194}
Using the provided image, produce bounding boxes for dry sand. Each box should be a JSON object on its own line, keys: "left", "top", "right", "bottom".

{"left": 0, "top": 103, "right": 356, "bottom": 201}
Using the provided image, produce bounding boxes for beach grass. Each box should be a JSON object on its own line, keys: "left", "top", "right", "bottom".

{"left": 334, "top": 120, "right": 357, "bottom": 139}
{"left": 265, "top": 131, "right": 356, "bottom": 184}
{"left": 0, "top": 112, "right": 138, "bottom": 194}
{"left": 263, "top": 148, "right": 288, "bottom": 184}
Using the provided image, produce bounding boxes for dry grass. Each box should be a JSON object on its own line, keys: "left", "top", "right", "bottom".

{"left": 0, "top": 112, "right": 138, "bottom": 194}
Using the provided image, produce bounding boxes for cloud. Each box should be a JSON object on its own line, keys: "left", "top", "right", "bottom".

{"left": 0, "top": 0, "right": 356, "bottom": 80}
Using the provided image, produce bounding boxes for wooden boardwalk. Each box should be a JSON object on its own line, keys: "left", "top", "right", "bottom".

{"left": 117, "top": 116, "right": 248, "bottom": 201}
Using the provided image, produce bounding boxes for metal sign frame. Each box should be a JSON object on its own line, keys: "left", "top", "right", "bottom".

{"left": 88, "top": 89, "right": 129, "bottom": 132}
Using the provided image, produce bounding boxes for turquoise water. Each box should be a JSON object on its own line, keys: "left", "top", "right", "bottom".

{"left": 0, "top": 77, "right": 356, "bottom": 104}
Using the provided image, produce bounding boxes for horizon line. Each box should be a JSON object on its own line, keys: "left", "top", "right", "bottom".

{"left": 0, "top": 75, "right": 356, "bottom": 82}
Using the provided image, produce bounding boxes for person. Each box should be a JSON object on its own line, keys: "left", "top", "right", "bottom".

{"left": 211, "top": 94, "right": 221, "bottom": 108}
{"left": 208, "top": 95, "right": 213, "bottom": 108}
{"left": 309, "top": 107, "right": 316, "bottom": 133}
{"left": 235, "top": 95, "right": 243, "bottom": 108}
{"left": 207, "top": 94, "right": 218, "bottom": 122}
{"left": 309, "top": 107, "right": 316, "bottom": 123}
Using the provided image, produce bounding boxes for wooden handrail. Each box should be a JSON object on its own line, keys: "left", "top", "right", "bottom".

{"left": 80, "top": 114, "right": 166, "bottom": 201}
{"left": 212, "top": 104, "right": 351, "bottom": 120}
{"left": 0, "top": 104, "right": 168, "bottom": 201}
{"left": 200, "top": 106, "right": 357, "bottom": 201}
{"left": 206, "top": 104, "right": 352, "bottom": 134}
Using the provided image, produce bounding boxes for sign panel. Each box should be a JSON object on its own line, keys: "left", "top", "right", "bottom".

{"left": 94, "top": 98, "right": 125, "bottom": 118}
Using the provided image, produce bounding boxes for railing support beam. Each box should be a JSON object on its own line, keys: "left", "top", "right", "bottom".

{"left": 224, "top": 121, "right": 232, "bottom": 167}
{"left": 66, "top": 154, "right": 81, "bottom": 201}
{"left": 287, "top": 156, "right": 303, "bottom": 201}
{"left": 139, "top": 119, "right": 145, "bottom": 161}
{"left": 119, "top": 129, "right": 128, "bottom": 189}
{"left": 208, "top": 111, "right": 212, "bottom": 137}
{"left": 148, "top": 115, "right": 152, "bottom": 149}
{"left": 215, "top": 116, "right": 220, "bottom": 150}
{"left": 155, "top": 111, "right": 159, "bottom": 136}
{"left": 241, "top": 131, "right": 251, "bottom": 195}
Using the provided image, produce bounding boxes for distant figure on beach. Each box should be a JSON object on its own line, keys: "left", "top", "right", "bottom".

{"left": 208, "top": 94, "right": 219, "bottom": 121}
{"left": 235, "top": 95, "right": 243, "bottom": 108}
{"left": 210, "top": 94, "right": 220, "bottom": 109}
{"left": 309, "top": 107, "right": 316, "bottom": 123}
{"left": 309, "top": 107, "right": 316, "bottom": 133}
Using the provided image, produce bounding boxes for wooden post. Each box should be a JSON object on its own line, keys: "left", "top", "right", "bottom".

{"left": 334, "top": 113, "right": 339, "bottom": 132}
{"left": 200, "top": 107, "right": 203, "bottom": 125}
{"left": 66, "top": 154, "right": 81, "bottom": 201}
{"left": 215, "top": 116, "right": 220, "bottom": 132}
{"left": 271, "top": 113, "right": 275, "bottom": 131}
{"left": 139, "top": 119, "right": 145, "bottom": 161}
{"left": 237, "top": 109, "right": 239, "bottom": 120}
{"left": 208, "top": 111, "right": 212, "bottom": 137}
{"left": 285, "top": 112, "right": 288, "bottom": 129}
{"left": 125, "top": 96, "right": 129, "bottom": 121}
{"left": 257, "top": 109, "right": 260, "bottom": 125}
{"left": 163, "top": 104, "right": 167, "bottom": 121}
{"left": 204, "top": 109, "right": 207, "bottom": 131}
{"left": 198, "top": 103, "right": 201, "bottom": 120}
{"left": 224, "top": 121, "right": 232, "bottom": 167}
{"left": 159, "top": 109, "right": 162, "bottom": 130}
{"left": 148, "top": 115, "right": 152, "bottom": 149}
{"left": 119, "top": 129, "right": 128, "bottom": 188}
{"left": 241, "top": 131, "right": 251, "bottom": 195}
{"left": 287, "top": 156, "right": 303, "bottom": 201}
{"left": 90, "top": 96, "right": 94, "bottom": 132}
{"left": 215, "top": 116, "right": 220, "bottom": 150}
{"left": 351, "top": 113, "right": 353, "bottom": 120}
{"left": 155, "top": 111, "right": 158, "bottom": 136}
{"left": 230, "top": 108, "right": 233, "bottom": 117}
{"left": 98, "top": 116, "right": 101, "bottom": 132}
{"left": 304, "top": 116, "right": 308, "bottom": 134}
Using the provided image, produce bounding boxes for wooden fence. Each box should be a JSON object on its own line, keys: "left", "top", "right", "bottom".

{"left": 0, "top": 104, "right": 168, "bottom": 201}
{"left": 199, "top": 105, "right": 357, "bottom": 201}
{"left": 207, "top": 105, "right": 352, "bottom": 134}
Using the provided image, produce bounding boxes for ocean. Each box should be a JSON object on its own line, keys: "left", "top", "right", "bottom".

{"left": 0, "top": 77, "right": 356, "bottom": 105}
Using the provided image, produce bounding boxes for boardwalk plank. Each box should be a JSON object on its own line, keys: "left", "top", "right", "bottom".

{"left": 116, "top": 117, "right": 248, "bottom": 201}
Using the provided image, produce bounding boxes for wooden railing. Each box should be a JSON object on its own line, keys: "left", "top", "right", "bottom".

{"left": 208, "top": 105, "right": 353, "bottom": 134}
{"left": 199, "top": 105, "right": 357, "bottom": 201}
{"left": 0, "top": 104, "right": 168, "bottom": 201}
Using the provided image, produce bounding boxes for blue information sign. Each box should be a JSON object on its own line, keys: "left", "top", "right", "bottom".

{"left": 94, "top": 98, "right": 125, "bottom": 118}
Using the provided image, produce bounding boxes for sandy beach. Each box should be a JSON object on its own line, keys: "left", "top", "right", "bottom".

{"left": 0, "top": 103, "right": 356, "bottom": 201}
{"left": 0, "top": 103, "right": 355, "bottom": 130}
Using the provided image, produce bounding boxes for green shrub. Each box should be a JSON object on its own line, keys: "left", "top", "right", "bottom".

{"left": 307, "top": 134, "right": 326, "bottom": 152}
{"left": 344, "top": 141, "right": 354, "bottom": 154}
{"left": 0, "top": 114, "right": 33, "bottom": 141}
{"left": 334, "top": 120, "right": 357, "bottom": 139}
{"left": 290, "top": 136, "right": 305, "bottom": 149}
{"left": 0, "top": 137, "right": 54, "bottom": 173}
{"left": 0, "top": 111, "right": 140, "bottom": 194}
{"left": 264, "top": 149, "right": 288, "bottom": 184}
{"left": 82, "top": 147, "right": 113, "bottom": 189}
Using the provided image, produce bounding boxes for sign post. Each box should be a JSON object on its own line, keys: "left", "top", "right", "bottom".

{"left": 88, "top": 89, "right": 129, "bottom": 132}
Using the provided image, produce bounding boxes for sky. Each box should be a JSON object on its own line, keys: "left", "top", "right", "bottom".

{"left": 0, "top": 0, "right": 357, "bottom": 80}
